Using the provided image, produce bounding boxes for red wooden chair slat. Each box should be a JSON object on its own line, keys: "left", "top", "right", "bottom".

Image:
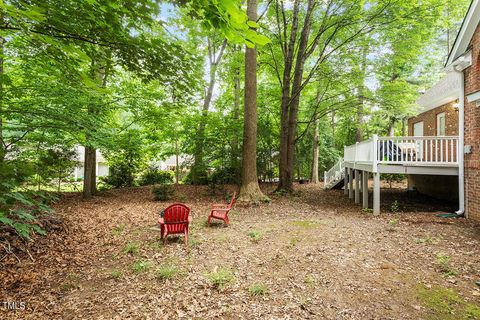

{"left": 158, "top": 203, "right": 192, "bottom": 245}
{"left": 207, "top": 192, "right": 236, "bottom": 226}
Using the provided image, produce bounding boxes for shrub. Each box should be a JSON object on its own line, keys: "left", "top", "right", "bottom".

{"left": 152, "top": 184, "right": 175, "bottom": 201}
{"left": 139, "top": 168, "right": 174, "bottom": 186}
{"left": 102, "top": 162, "right": 137, "bottom": 188}
{"left": 0, "top": 160, "right": 57, "bottom": 238}
{"left": 208, "top": 166, "right": 240, "bottom": 185}
{"left": 205, "top": 267, "right": 235, "bottom": 288}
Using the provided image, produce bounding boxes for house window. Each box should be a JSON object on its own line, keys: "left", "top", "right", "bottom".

{"left": 437, "top": 112, "right": 446, "bottom": 136}
{"left": 413, "top": 121, "right": 424, "bottom": 136}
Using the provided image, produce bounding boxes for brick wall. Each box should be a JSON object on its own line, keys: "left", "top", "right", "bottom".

{"left": 407, "top": 101, "right": 459, "bottom": 136}
{"left": 462, "top": 22, "right": 480, "bottom": 221}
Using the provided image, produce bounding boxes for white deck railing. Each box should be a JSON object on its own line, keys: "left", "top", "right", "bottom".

{"left": 344, "top": 135, "right": 459, "bottom": 169}
{"left": 324, "top": 158, "right": 344, "bottom": 187}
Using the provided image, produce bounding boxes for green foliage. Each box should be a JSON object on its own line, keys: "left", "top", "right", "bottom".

{"left": 391, "top": 201, "right": 400, "bottom": 213}
{"left": 247, "top": 230, "right": 262, "bottom": 243}
{"left": 416, "top": 284, "right": 480, "bottom": 320}
{"left": 249, "top": 283, "right": 268, "bottom": 296}
{"left": 0, "top": 159, "right": 57, "bottom": 238}
{"left": 205, "top": 267, "right": 235, "bottom": 288}
{"left": 208, "top": 166, "right": 240, "bottom": 185}
{"left": 156, "top": 264, "right": 180, "bottom": 280}
{"left": 110, "top": 269, "right": 122, "bottom": 279}
{"left": 436, "top": 253, "right": 458, "bottom": 277}
{"left": 139, "top": 168, "right": 174, "bottom": 186}
{"left": 132, "top": 259, "right": 152, "bottom": 273}
{"left": 122, "top": 242, "right": 140, "bottom": 255}
{"left": 152, "top": 184, "right": 175, "bottom": 201}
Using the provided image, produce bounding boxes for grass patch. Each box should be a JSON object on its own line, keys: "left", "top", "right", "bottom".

{"left": 247, "top": 230, "right": 263, "bottom": 243}
{"left": 217, "top": 234, "right": 228, "bottom": 242}
{"left": 156, "top": 264, "right": 180, "bottom": 280}
{"left": 132, "top": 259, "right": 152, "bottom": 273}
{"left": 205, "top": 267, "right": 235, "bottom": 288}
{"left": 288, "top": 236, "right": 301, "bottom": 248}
{"left": 417, "top": 284, "right": 480, "bottom": 320}
{"left": 414, "top": 235, "right": 440, "bottom": 245}
{"left": 189, "top": 236, "right": 202, "bottom": 248}
{"left": 112, "top": 224, "right": 125, "bottom": 236}
{"left": 249, "top": 283, "right": 268, "bottom": 296}
{"left": 290, "top": 220, "right": 320, "bottom": 229}
{"left": 304, "top": 274, "right": 316, "bottom": 287}
{"left": 362, "top": 208, "right": 373, "bottom": 214}
{"left": 122, "top": 242, "right": 140, "bottom": 255}
{"left": 436, "top": 253, "right": 458, "bottom": 277}
{"left": 109, "top": 269, "right": 122, "bottom": 279}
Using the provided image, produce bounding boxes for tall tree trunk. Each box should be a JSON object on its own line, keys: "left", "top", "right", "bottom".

{"left": 192, "top": 38, "right": 227, "bottom": 184}
{"left": 278, "top": 0, "right": 314, "bottom": 192}
{"left": 238, "top": 0, "right": 267, "bottom": 203}
{"left": 387, "top": 118, "right": 396, "bottom": 137}
{"left": 83, "top": 145, "right": 96, "bottom": 198}
{"left": 311, "top": 117, "right": 319, "bottom": 183}
{"left": 278, "top": 0, "right": 300, "bottom": 193}
{"left": 83, "top": 53, "right": 110, "bottom": 198}
{"left": 401, "top": 117, "right": 407, "bottom": 136}
{"left": 231, "top": 53, "right": 241, "bottom": 170}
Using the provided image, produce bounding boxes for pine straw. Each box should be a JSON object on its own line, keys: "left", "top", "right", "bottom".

{"left": 1, "top": 183, "right": 479, "bottom": 319}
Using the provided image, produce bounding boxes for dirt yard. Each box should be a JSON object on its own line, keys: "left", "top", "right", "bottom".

{"left": 1, "top": 183, "right": 479, "bottom": 319}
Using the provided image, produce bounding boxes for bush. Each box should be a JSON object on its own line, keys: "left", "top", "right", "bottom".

{"left": 0, "top": 160, "right": 56, "bottom": 239}
{"left": 152, "top": 184, "right": 175, "bottom": 201}
{"left": 208, "top": 166, "right": 240, "bottom": 185}
{"left": 102, "top": 162, "right": 137, "bottom": 188}
{"left": 139, "top": 168, "right": 174, "bottom": 186}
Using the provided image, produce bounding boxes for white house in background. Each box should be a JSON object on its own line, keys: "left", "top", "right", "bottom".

{"left": 157, "top": 154, "right": 192, "bottom": 171}
{"left": 73, "top": 146, "right": 109, "bottom": 180}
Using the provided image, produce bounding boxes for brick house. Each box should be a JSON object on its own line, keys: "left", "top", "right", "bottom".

{"left": 414, "top": 0, "right": 480, "bottom": 220}
{"left": 326, "top": 1, "right": 480, "bottom": 218}
{"left": 406, "top": 73, "right": 461, "bottom": 202}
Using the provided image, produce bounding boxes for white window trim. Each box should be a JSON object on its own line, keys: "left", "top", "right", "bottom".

{"left": 437, "top": 112, "right": 446, "bottom": 136}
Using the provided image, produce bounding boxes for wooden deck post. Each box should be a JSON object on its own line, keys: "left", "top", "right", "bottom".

{"left": 354, "top": 169, "right": 360, "bottom": 204}
{"left": 348, "top": 168, "right": 354, "bottom": 199}
{"left": 362, "top": 170, "right": 368, "bottom": 209}
{"left": 373, "top": 172, "right": 380, "bottom": 215}
{"left": 344, "top": 168, "right": 349, "bottom": 195}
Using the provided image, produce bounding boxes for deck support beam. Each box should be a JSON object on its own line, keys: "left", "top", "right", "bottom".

{"left": 362, "top": 171, "right": 368, "bottom": 209}
{"left": 354, "top": 170, "right": 360, "bottom": 204}
{"left": 348, "top": 168, "right": 354, "bottom": 199}
{"left": 344, "top": 168, "right": 349, "bottom": 195}
{"left": 373, "top": 172, "right": 380, "bottom": 215}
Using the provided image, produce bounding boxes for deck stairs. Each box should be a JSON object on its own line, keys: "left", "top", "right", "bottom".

{"left": 324, "top": 158, "right": 345, "bottom": 190}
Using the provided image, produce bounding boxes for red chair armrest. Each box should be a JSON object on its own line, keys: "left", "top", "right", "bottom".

{"left": 158, "top": 217, "right": 165, "bottom": 225}
{"left": 188, "top": 216, "right": 193, "bottom": 223}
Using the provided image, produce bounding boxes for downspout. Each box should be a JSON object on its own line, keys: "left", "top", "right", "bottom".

{"left": 453, "top": 66, "right": 465, "bottom": 216}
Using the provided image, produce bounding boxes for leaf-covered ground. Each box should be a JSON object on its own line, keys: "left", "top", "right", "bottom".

{"left": 1, "top": 183, "right": 480, "bottom": 319}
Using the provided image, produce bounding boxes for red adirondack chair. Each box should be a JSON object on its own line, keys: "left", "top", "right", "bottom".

{"left": 158, "top": 203, "right": 192, "bottom": 245}
{"left": 208, "top": 192, "right": 236, "bottom": 226}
